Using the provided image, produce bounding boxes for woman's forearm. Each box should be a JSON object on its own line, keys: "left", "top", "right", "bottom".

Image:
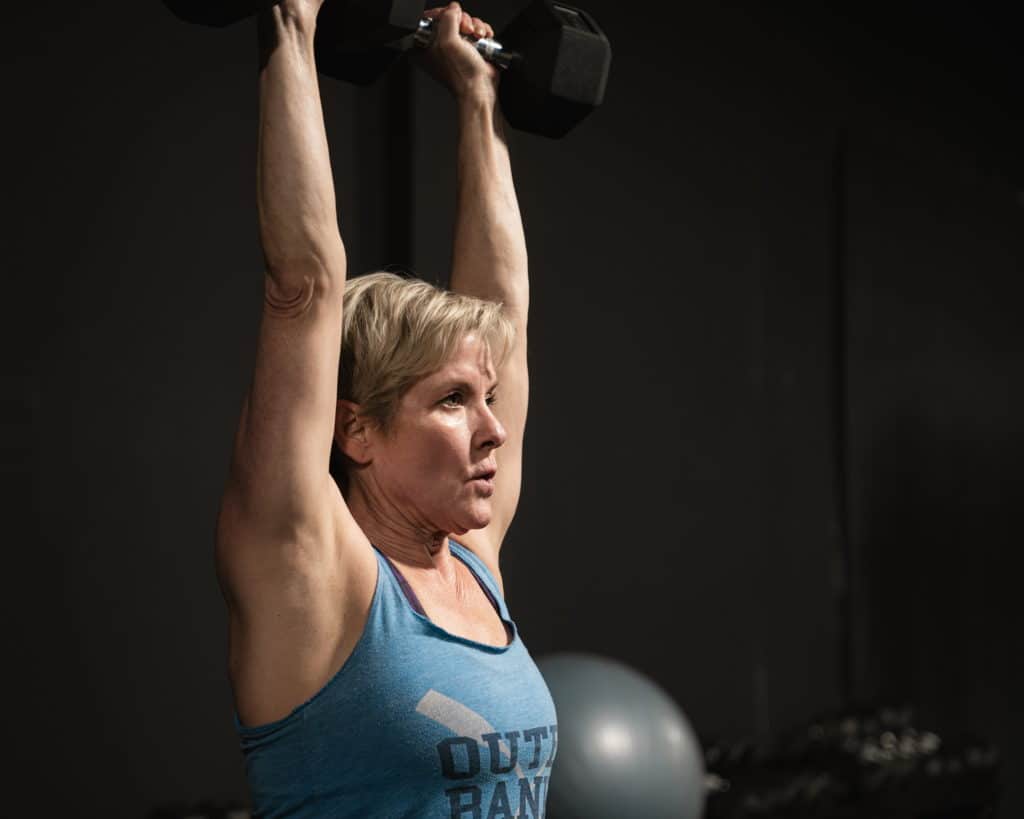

{"left": 449, "top": 97, "right": 529, "bottom": 320}
{"left": 257, "top": 6, "right": 346, "bottom": 286}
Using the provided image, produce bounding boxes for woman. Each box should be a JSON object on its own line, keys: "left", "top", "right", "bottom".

{"left": 214, "top": 1, "right": 556, "bottom": 816}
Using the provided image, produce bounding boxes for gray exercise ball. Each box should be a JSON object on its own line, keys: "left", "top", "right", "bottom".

{"left": 537, "top": 653, "right": 705, "bottom": 819}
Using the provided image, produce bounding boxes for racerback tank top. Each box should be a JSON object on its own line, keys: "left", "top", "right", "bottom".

{"left": 234, "top": 539, "right": 558, "bottom": 818}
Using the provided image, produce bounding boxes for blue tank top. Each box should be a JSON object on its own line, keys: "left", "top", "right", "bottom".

{"left": 234, "top": 539, "right": 558, "bottom": 818}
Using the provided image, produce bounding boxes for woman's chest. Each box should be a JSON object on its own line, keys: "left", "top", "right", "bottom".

{"left": 413, "top": 579, "right": 512, "bottom": 647}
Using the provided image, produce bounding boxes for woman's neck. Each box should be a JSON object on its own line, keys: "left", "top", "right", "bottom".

{"left": 346, "top": 480, "right": 457, "bottom": 579}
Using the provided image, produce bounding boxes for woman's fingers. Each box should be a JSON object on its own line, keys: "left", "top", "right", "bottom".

{"left": 468, "top": 16, "right": 490, "bottom": 38}
{"left": 421, "top": 5, "right": 493, "bottom": 39}
{"left": 474, "top": 18, "right": 494, "bottom": 39}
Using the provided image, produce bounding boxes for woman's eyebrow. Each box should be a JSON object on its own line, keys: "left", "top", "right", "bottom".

{"left": 442, "top": 379, "right": 500, "bottom": 392}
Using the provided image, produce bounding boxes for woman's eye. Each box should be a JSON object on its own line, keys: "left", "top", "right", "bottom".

{"left": 442, "top": 392, "right": 496, "bottom": 407}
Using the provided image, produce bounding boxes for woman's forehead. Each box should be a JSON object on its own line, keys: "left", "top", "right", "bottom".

{"left": 423, "top": 339, "right": 498, "bottom": 387}
{"left": 428, "top": 360, "right": 497, "bottom": 387}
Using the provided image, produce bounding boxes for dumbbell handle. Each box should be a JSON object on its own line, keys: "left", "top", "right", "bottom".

{"left": 409, "top": 18, "right": 518, "bottom": 70}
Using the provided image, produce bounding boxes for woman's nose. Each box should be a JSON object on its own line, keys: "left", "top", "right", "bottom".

{"left": 479, "top": 404, "right": 507, "bottom": 449}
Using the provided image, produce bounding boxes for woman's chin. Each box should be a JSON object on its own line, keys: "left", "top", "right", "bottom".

{"left": 456, "top": 501, "right": 492, "bottom": 533}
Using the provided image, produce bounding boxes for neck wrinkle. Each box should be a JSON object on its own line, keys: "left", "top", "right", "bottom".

{"left": 346, "top": 476, "right": 456, "bottom": 577}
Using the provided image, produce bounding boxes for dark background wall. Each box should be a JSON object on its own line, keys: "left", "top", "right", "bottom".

{"left": 7, "top": 2, "right": 1021, "bottom": 816}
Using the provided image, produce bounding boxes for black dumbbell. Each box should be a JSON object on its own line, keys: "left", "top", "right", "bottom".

{"left": 315, "top": 0, "right": 610, "bottom": 137}
{"left": 162, "top": 0, "right": 611, "bottom": 138}
{"left": 491, "top": 0, "right": 611, "bottom": 138}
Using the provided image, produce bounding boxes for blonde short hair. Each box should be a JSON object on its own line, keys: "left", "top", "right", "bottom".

{"left": 330, "top": 271, "right": 516, "bottom": 490}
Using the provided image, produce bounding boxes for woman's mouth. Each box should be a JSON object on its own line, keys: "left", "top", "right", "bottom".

{"left": 471, "top": 477, "right": 495, "bottom": 494}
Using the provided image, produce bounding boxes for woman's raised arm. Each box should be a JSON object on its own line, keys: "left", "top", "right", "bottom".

{"left": 418, "top": 4, "right": 530, "bottom": 562}
{"left": 219, "top": 1, "right": 352, "bottom": 556}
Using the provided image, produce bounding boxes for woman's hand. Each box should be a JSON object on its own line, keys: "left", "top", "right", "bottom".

{"left": 273, "top": 0, "right": 327, "bottom": 33}
{"left": 416, "top": 3, "right": 499, "bottom": 105}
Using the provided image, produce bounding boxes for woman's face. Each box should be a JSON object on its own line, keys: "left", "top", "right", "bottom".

{"left": 368, "top": 333, "right": 506, "bottom": 536}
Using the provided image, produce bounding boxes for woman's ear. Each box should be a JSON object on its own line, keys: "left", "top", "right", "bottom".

{"left": 335, "top": 399, "right": 373, "bottom": 465}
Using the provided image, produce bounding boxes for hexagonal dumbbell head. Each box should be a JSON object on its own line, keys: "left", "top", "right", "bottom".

{"left": 498, "top": 0, "right": 611, "bottom": 138}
